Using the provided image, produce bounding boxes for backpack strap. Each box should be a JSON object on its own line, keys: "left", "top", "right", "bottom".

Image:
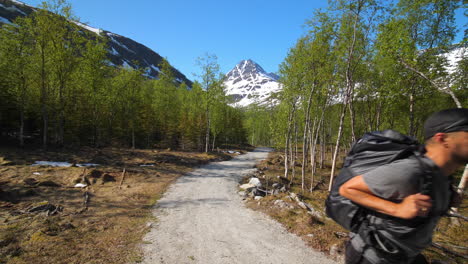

{"left": 412, "top": 146, "right": 433, "bottom": 197}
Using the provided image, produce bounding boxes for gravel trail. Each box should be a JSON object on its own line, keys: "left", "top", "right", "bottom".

{"left": 141, "top": 147, "right": 338, "bottom": 264}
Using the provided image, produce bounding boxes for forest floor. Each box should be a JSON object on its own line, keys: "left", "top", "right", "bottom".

{"left": 0, "top": 145, "right": 250, "bottom": 264}
{"left": 243, "top": 150, "right": 468, "bottom": 264}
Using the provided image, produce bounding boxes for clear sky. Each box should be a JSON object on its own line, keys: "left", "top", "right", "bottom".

{"left": 17, "top": 0, "right": 467, "bottom": 82}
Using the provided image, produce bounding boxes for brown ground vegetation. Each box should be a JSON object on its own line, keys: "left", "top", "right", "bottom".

{"left": 0, "top": 146, "right": 244, "bottom": 264}
{"left": 244, "top": 150, "right": 467, "bottom": 264}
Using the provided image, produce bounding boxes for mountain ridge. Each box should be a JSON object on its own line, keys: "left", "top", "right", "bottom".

{"left": 0, "top": 0, "right": 192, "bottom": 86}
{"left": 224, "top": 59, "right": 281, "bottom": 107}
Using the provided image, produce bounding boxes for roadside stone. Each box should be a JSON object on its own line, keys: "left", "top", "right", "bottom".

{"left": 273, "top": 199, "right": 294, "bottom": 210}
{"left": 248, "top": 177, "right": 262, "bottom": 187}
{"left": 297, "top": 201, "right": 308, "bottom": 210}
{"left": 239, "top": 183, "right": 255, "bottom": 190}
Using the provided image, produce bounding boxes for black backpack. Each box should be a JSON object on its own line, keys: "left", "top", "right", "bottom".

{"left": 325, "top": 130, "right": 432, "bottom": 232}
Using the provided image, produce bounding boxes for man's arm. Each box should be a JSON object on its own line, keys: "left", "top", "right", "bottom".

{"left": 339, "top": 175, "right": 433, "bottom": 219}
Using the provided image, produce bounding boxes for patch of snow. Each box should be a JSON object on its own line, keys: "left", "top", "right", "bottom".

{"left": 0, "top": 3, "right": 26, "bottom": 15}
{"left": 32, "top": 161, "right": 72, "bottom": 167}
{"left": 150, "top": 64, "right": 161, "bottom": 73}
{"left": 122, "top": 60, "right": 133, "bottom": 69}
{"left": 107, "top": 33, "right": 135, "bottom": 53}
{"left": 76, "top": 163, "right": 99, "bottom": 167}
{"left": 109, "top": 47, "right": 119, "bottom": 56}
{"left": 140, "top": 164, "right": 155, "bottom": 167}
{"left": 74, "top": 183, "right": 87, "bottom": 188}
{"left": 0, "top": 16, "right": 13, "bottom": 25}
{"left": 31, "top": 161, "right": 99, "bottom": 167}
{"left": 72, "top": 21, "right": 102, "bottom": 35}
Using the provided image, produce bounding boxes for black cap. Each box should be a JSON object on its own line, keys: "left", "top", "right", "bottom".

{"left": 424, "top": 108, "right": 468, "bottom": 140}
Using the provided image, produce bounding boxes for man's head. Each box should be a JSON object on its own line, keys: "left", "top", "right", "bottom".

{"left": 424, "top": 108, "right": 468, "bottom": 140}
{"left": 424, "top": 108, "right": 468, "bottom": 168}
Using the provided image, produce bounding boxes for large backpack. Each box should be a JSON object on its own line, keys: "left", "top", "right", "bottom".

{"left": 325, "top": 130, "right": 432, "bottom": 232}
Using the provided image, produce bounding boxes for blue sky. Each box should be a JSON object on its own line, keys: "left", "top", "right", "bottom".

{"left": 19, "top": 0, "right": 467, "bottom": 82}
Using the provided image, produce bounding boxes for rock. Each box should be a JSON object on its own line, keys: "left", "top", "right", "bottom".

{"left": 307, "top": 208, "right": 324, "bottom": 220}
{"left": 89, "top": 169, "right": 103, "bottom": 178}
{"left": 239, "top": 183, "right": 255, "bottom": 190}
{"left": 329, "top": 244, "right": 340, "bottom": 257}
{"left": 273, "top": 189, "right": 280, "bottom": 195}
{"left": 306, "top": 234, "right": 314, "bottom": 238}
{"left": 280, "top": 186, "right": 287, "bottom": 192}
{"left": 74, "top": 183, "right": 87, "bottom": 188}
{"left": 23, "top": 178, "right": 37, "bottom": 186}
{"left": 289, "top": 192, "right": 298, "bottom": 200}
{"left": 297, "top": 202, "right": 308, "bottom": 210}
{"left": 26, "top": 201, "right": 62, "bottom": 215}
{"left": 146, "top": 223, "right": 153, "bottom": 228}
{"left": 273, "top": 199, "right": 294, "bottom": 209}
{"left": 272, "top": 183, "right": 281, "bottom": 189}
{"left": 61, "top": 222, "right": 75, "bottom": 230}
{"left": 248, "top": 177, "right": 262, "bottom": 187}
{"left": 334, "top": 232, "right": 348, "bottom": 239}
{"left": 254, "top": 196, "right": 263, "bottom": 201}
{"left": 36, "top": 180, "right": 61, "bottom": 187}
{"left": 101, "top": 174, "right": 116, "bottom": 183}
{"left": 238, "top": 191, "right": 246, "bottom": 197}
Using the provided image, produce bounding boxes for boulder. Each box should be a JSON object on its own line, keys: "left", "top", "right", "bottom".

{"left": 248, "top": 177, "right": 262, "bottom": 188}
{"left": 273, "top": 199, "right": 294, "bottom": 210}
{"left": 239, "top": 183, "right": 255, "bottom": 191}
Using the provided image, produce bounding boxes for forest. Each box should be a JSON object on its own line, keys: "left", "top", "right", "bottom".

{"left": 0, "top": 0, "right": 247, "bottom": 152}
{"left": 0, "top": 0, "right": 467, "bottom": 185}
{"left": 242, "top": 0, "right": 467, "bottom": 191}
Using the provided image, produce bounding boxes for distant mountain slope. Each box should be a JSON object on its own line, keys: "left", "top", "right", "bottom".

{"left": 0, "top": 0, "right": 192, "bottom": 86}
{"left": 224, "top": 59, "right": 281, "bottom": 107}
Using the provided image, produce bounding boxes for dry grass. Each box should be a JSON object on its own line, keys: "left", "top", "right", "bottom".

{"left": 0, "top": 146, "right": 236, "bottom": 264}
{"left": 244, "top": 150, "right": 467, "bottom": 264}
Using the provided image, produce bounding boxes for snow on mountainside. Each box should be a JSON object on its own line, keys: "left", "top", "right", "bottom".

{"left": 0, "top": 0, "right": 192, "bottom": 86}
{"left": 224, "top": 59, "right": 281, "bottom": 107}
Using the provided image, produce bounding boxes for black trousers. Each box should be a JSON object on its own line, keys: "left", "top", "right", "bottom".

{"left": 345, "top": 241, "right": 429, "bottom": 264}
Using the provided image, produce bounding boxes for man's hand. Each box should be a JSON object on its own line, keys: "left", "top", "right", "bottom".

{"left": 395, "top": 193, "right": 432, "bottom": 219}
{"left": 340, "top": 176, "right": 432, "bottom": 219}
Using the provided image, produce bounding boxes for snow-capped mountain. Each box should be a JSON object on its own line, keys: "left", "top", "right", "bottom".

{"left": 224, "top": 59, "right": 281, "bottom": 107}
{"left": 0, "top": 0, "right": 192, "bottom": 86}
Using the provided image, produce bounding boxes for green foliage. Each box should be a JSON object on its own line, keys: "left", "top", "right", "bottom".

{"left": 0, "top": 0, "right": 247, "bottom": 150}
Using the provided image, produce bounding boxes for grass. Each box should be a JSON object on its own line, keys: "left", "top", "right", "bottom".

{"left": 0, "top": 146, "right": 238, "bottom": 264}
{"left": 243, "top": 150, "right": 467, "bottom": 263}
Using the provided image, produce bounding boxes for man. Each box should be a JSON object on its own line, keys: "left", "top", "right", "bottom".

{"left": 339, "top": 108, "right": 468, "bottom": 264}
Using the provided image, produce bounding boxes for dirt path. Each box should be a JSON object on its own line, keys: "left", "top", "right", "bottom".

{"left": 141, "top": 148, "right": 338, "bottom": 264}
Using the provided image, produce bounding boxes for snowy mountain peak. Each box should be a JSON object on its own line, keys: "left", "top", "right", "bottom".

{"left": 224, "top": 59, "right": 281, "bottom": 107}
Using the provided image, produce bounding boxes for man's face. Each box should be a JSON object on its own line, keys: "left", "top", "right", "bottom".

{"left": 447, "top": 131, "right": 468, "bottom": 164}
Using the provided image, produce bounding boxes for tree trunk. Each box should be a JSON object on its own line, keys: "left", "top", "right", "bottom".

{"left": 41, "top": 45, "right": 48, "bottom": 150}
{"left": 348, "top": 95, "right": 356, "bottom": 142}
{"left": 329, "top": 103, "right": 348, "bottom": 191}
{"left": 408, "top": 81, "right": 416, "bottom": 136}
{"left": 131, "top": 126, "right": 135, "bottom": 149}
{"left": 205, "top": 109, "right": 210, "bottom": 153}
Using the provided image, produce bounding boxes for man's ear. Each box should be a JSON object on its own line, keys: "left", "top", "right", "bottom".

{"left": 433, "top": 132, "right": 449, "bottom": 146}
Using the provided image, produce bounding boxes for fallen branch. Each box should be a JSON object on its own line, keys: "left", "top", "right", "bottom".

{"left": 119, "top": 168, "right": 126, "bottom": 189}
{"left": 431, "top": 242, "right": 468, "bottom": 260}
{"left": 446, "top": 212, "right": 468, "bottom": 221}
{"left": 312, "top": 180, "right": 325, "bottom": 191}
